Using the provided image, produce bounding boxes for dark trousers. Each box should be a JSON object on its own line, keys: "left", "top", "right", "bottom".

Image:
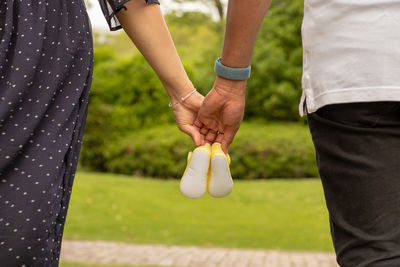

{"left": 306, "top": 101, "right": 400, "bottom": 267}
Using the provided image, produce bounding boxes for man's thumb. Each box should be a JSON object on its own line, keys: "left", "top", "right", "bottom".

{"left": 221, "top": 130, "right": 235, "bottom": 154}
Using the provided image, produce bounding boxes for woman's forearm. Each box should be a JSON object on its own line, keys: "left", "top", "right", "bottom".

{"left": 115, "top": 0, "right": 194, "bottom": 102}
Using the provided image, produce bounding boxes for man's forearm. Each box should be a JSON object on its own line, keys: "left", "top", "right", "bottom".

{"left": 221, "top": 0, "right": 271, "bottom": 68}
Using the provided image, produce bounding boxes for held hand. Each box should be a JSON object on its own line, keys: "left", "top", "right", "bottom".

{"left": 171, "top": 91, "right": 205, "bottom": 146}
{"left": 194, "top": 77, "right": 246, "bottom": 153}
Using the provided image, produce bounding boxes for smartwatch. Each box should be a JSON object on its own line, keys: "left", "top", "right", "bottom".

{"left": 214, "top": 57, "right": 251, "bottom": 80}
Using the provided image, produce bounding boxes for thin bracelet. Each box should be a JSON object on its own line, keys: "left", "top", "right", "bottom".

{"left": 169, "top": 88, "right": 197, "bottom": 108}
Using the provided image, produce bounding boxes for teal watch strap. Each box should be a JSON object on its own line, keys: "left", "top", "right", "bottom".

{"left": 214, "top": 57, "right": 251, "bottom": 80}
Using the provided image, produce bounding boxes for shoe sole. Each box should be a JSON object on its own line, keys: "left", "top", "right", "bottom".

{"left": 180, "top": 150, "right": 210, "bottom": 199}
{"left": 208, "top": 155, "right": 233, "bottom": 198}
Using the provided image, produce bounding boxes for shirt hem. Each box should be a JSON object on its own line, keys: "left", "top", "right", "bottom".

{"left": 298, "top": 86, "right": 400, "bottom": 117}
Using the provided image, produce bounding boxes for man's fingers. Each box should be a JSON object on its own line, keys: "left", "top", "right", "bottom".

{"left": 200, "top": 127, "right": 209, "bottom": 135}
{"left": 194, "top": 118, "right": 203, "bottom": 128}
{"left": 221, "top": 140, "right": 230, "bottom": 154}
{"left": 215, "top": 132, "right": 224, "bottom": 143}
{"left": 196, "top": 115, "right": 220, "bottom": 132}
{"left": 205, "top": 139, "right": 213, "bottom": 145}
{"left": 205, "top": 129, "right": 217, "bottom": 143}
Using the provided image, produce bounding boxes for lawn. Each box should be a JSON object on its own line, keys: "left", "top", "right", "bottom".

{"left": 63, "top": 171, "right": 334, "bottom": 252}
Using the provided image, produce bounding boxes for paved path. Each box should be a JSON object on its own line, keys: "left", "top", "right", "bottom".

{"left": 60, "top": 240, "right": 339, "bottom": 267}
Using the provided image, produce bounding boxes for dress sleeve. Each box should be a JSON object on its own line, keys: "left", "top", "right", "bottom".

{"left": 98, "top": 0, "right": 160, "bottom": 31}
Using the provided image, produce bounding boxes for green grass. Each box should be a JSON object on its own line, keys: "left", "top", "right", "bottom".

{"left": 64, "top": 171, "right": 333, "bottom": 252}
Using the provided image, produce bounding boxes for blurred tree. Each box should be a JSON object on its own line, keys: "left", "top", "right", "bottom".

{"left": 82, "top": 47, "right": 173, "bottom": 170}
{"left": 172, "top": 0, "right": 225, "bottom": 21}
{"left": 168, "top": 0, "right": 306, "bottom": 121}
{"left": 246, "top": 0, "right": 305, "bottom": 122}
{"left": 164, "top": 11, "right": 223, "bottom": 94}
{"left": 93, "top": 31, "right": 139, "bottom": 58}
{"left": 81, "top": 2, "right": 309, "bottom": 172}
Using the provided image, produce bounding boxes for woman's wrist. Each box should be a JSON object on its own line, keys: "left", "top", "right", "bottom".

{"left": 166, "top": 83, "right": 195, "bottom": 102}
{"left": 164, "top": 80, "right": 200, "bottom": 110}
{"left": 169, "top": 88, "right": 197, "bottom": 108}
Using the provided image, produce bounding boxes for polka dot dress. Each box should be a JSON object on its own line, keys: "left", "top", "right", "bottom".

{"left": 0, "top": 0, "right": 93, "bottom": 266}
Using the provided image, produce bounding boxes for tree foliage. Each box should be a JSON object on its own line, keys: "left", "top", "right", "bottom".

{"left": 172, "top": 0, "right": 225, "bottom": 21}
{"left": 80, "top": 0, "right": 308, "bottom": 172}
{"left": 247, "top": 0, "right": 304, "bottom": 121}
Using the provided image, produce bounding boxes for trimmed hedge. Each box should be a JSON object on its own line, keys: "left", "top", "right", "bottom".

{"left": 98, "top": 121, "right": 319, "bottom": 179}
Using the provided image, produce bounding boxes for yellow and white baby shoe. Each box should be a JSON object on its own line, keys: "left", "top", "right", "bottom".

{"left": 207, "top": 142, "right": 233, "bottom": 198}
{"left": 180, "top": 143, "right": 211, "bottom": 199}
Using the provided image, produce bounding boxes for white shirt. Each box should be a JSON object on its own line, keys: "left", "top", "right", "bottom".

{"left": 299, "top": 0, "right": 400, "bottom": 117}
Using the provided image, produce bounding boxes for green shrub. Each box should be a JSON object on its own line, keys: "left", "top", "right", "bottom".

{"left": 80, "top": 3, "right": 309, "bottom": 172}
{"left": 80, "top": 49, "right": 176, "bottom": 170}
{"left": 247, "top": 0, "right": 304, "bottom": 121}
{"left": 99, "top": 121, "right": 318, "bottom": 179}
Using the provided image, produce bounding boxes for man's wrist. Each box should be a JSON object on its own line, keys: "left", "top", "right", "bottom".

{"left": 213, "top": 76, "right": 247, "bottom": 97}
{"left": 220, "top": 56, "right": 251, "bottom": 68}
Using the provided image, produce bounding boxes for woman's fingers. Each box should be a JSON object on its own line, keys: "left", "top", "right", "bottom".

{"left": 181, "top": 125, "right": 203, "bottom": 146}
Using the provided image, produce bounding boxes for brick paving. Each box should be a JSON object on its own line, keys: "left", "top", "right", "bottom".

{"left": 60, "top": 239, "right": 339, "bottom": 267}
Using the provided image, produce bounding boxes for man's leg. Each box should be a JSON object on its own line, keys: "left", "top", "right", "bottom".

{"left": 307, "top": 101, "right": 400, "bottom": 267}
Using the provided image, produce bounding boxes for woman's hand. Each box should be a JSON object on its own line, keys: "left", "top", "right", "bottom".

{"left": 114, "top": 1, "right": 206, "bottom": 147}
{"left": 171, "top": 90, "right": 205, "bottom": 146}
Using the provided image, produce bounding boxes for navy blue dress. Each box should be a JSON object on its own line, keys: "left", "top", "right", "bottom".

{"left": 0, "top": 0, "right": 93, "bottom": 265}
{"left": 0, "top": 0, "right": 159, "bottom": 265}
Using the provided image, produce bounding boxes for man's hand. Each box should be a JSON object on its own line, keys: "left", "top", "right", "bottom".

{"left": 172, "top": 91, "right": 205, "bottom": 146}
{"left": 194, "top": 76, "right": 246, "bottom": 153}
{"left": 191, "top": 0, "right": 270, "bottom": 154}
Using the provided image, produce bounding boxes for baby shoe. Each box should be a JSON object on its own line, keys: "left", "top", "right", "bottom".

{"left": 208, "top": 142, "right": 233, "bottom": 198}
{"left": 180, "top": 143, "right": 211, "bottom": 199}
